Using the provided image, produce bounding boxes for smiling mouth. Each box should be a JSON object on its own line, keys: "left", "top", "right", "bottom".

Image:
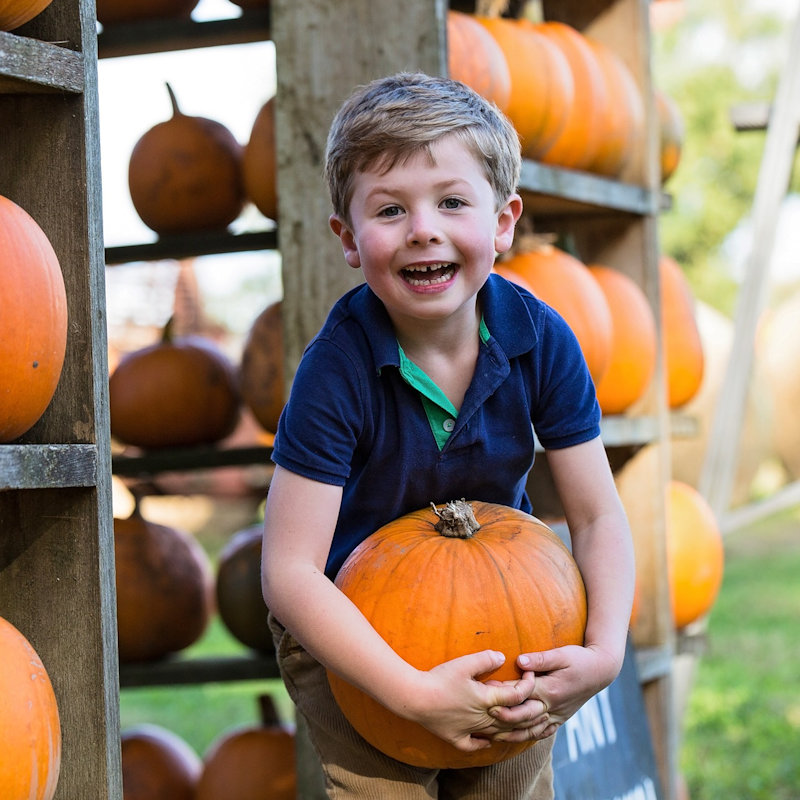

{"left": 401, "top": 263, "right": 456, "bottom": 286}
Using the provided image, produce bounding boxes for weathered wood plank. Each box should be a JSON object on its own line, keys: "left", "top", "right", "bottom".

{"left": 0, "top": 444, "right": 97, "bottom": 489}
{"left": 119, "top": 654, "right": 281, "bottom": 688}
{"left": 0, "top": 30, "right": 84, "bottom": 93}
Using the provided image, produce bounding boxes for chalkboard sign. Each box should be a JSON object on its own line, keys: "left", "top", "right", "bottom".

{"left": 552, "top": 639, "right": 663, "bottom": 800}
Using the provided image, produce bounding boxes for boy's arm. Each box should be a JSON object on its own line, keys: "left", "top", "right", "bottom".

{"left": 261, "top": 465, "right": 539, "bottom": 751}
{"left": 491, "top": 436, "right": 635, "bottom": 742}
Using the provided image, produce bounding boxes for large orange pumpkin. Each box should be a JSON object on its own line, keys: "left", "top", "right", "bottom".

{"left": 121, "top": 724, "right": 201, "bottom": 800}
{"left": 0, "top": 194, "right": 68, "bottom": 443}
{"left": 109, "top": 318, "right": 240, "bottom": 449}
{"left": 328, "top": 499, "right": 587, "bottom": 769}
{"left": 478, "top": 17, "right": 573, "bottom": 159}
{"left": 114, "top": 504, "right": 215, "bottom": 662}
{"left": 501, "top": 243, "right": 613, "bottom": 384}
{"left": 536, "top": 21, "right": 610, "bottom": 172}
{"left": 95, "top": 0, "right": 198, "bottom": 27}
{"left": 242, "top": 98, "right": 277, "bottom": 221}
{"left": 0, "top": 616, "right": 61, "bottom": 800}
{"left": 447, "top": 10, "right": 511, "bottom": 113}
{"left": 588, "top": 264, "right": 657, "bottom": 415}
{"left": 656, "top": 89, "right": 684, "bottom": 184}
{"left": 0, "top": 0, "right": 54, "bottom": 30}
{"left": 667, "top": 481, "right": 724, "bottom": 629}
{"left": 195, "top": 696, "right": 296, "bottom": 800}
{"left": 128, "top": 84, "right": 244, "bottom": 236}
{"left": 659, "top": 255, "right": 704, "bottom": 408}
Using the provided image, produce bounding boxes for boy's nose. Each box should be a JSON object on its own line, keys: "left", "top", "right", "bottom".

{"left": 406, "top": 212, "right": 443, "bottom": 246}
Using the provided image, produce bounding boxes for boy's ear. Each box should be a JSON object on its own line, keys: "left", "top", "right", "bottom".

{"left": 494, "top": 194, "right": 524, "bottom": 255}
{"left": 329, "top": 214, "right": 361, "bottom": 269}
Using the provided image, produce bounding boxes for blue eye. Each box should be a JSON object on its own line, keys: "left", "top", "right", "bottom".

{"left": 379, "top": 205, "right": 402, "bottom": 218}
{"left": 442, "top": 197, "right": 463, "bottom": 210}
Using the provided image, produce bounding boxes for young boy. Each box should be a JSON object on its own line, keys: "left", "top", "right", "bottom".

{"left": 261, "top": 72, "right": 635, "bottom": 799}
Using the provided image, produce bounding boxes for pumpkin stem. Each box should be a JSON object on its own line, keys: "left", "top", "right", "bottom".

{"left": 431, "top": 499, "right": 481, "bottom": 539}
{"left": 161, "top": 315, "right": 176, "bottom": 345}
{"left": 257, "top": 693, "right": 281, "bottom": 727}
{"left": 165, "top": 82, "right": 182, "bottom": 118}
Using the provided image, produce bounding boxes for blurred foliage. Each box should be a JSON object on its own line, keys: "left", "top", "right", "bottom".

{"left": 652, "top": 0, "right": 800, "bottom": 316}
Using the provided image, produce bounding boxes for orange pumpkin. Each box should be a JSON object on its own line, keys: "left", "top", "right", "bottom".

{"left": 95, "top": 0, "right": 198, "bottom": 26}
{"left": 216, "top": 524, "right": 274, "bottom": 654}
{"left": 0, "top": 0, "right": 54, "bottom": 30}
{"left": 588, "top": 264, "right": 657, "bottom": 415}
{"left": 121, "top": 724, "right": 201, "bottom": 800}
{"left": 0, "top": 616, "right": 61, "bottom": 800}
{"left": 114, "top": 504, "right": 215, "bottom": 663}
{"left": 447, "top": 10, "right": 511, "bottom": 113}
{"left": 195, "top": 696, "right": 296, "bottom": 800}
{"left": 328, "top": 499, "right": 587, "bottom": 769}
{"left": 0, "top": 194, "right": 68, "bottom": 443}
{"left": 501, "top": 243, "right": 613, "bottom": 384}
{"left": 238, "top": 301, "right": 284, "bottom": 435}
{"left": 667, "top": 481, "right": 724, "bottom": 629}
{"left": 478, "top": 17, "right": 573, "bottom": 159}
{"left": 536, "top": 21, "right": 610, "bottom": 171}
{"left": 242, "top": 98, "right": 278, "bottom": 221}
{"left": 585, "top": 39, "right": 645, "bottom": 178}
{"left": 109, "top": 318, "right": 240, "bottom": 449}
{"left": 128, "top": 84, "right": 244, "bottom": 236}
{"left": 659, "top": 255, "right": 704, "bottom": 408}
{"left": 656, "top": 89, "right": 684, "bottom": 184}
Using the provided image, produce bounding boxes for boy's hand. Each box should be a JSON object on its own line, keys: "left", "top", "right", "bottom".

{"left": 489, "top": 644, "right": 620, "bottom": 742}
{"left": 404, "top": 650, "right": 537, "bottom": 753}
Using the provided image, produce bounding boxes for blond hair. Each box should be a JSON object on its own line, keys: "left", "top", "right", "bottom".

{"left": 325, "top": 72, "right": 521, "bottom": 223}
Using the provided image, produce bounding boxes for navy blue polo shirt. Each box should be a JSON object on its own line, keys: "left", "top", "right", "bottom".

{"left": 272, "top": 273, "right": 600, "bottom": 579}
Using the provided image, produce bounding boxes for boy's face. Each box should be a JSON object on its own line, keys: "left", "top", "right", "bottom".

{"left": 329, "top": 136, "right": 522, "bottom": 333}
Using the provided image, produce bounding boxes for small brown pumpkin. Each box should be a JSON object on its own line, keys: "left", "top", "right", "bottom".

{"left": 195, "top": 695, "right": 296, "bottom": 800}
{"left": 328, "top": 500, "right": 587, "bottom": 769}
{"left": 216, "top": 524, "right": 274, "bottom": 654}
{"left": 242, "top": 98, "right": 277, "bottom": 221}
{"left": 0, "top": 616, "right": 61, "bottom": 800}
{"left": 656, "top": 89, "right": 685, "bottom": 184}
{"left": 0, "top": 194, "right": 68, "bottom": 442}
{"left": 0, "top": 0, "right": 54, "bottom": 30}
{"left": 114, "top": 503, "right": 215, "bottom": 663}
{"left": 95, "top": 0, "right": 198, "bottom": 27}
{"left": 121, "top": 724, "right": 201, "bottom": 800}
{"left": 128, "top": 84, "right": 245, "bottom": 236}
{"left": 238, "top": 301, "right": 284, "bottom": 435}
{"left": 109, "top": 318, "right": 240, "bottom": 450}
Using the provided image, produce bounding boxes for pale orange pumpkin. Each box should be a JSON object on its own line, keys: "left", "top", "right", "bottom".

{"left": 0, "top": 194, "right": 68, "bottom": 443}
{"left": 656, "top": 89, "right": 684, "bottom": 184}
{"left": 667, "top": 481, "right": 724, "bottom": 629}
{"left": 589, "top": 264, "right": 657, "bottom": 415}
{"left": 478, "top": 17, "right": 574, "bottom": 159}
{"left": 501, "top": 243, "right": 613, "bottom": 384}
{"left": 659, "top": 255, "right": 704, "bottom": 408}
{"left": 447, "top": 10, "right": 511, "bottom": 113}
{"left": 0, "top": 616, "right": 61, "bottom": 800}
{"left": 328, "top": 499, "right": 587, "bottom": 769}
{"left": 0, "top": 0, "right": 54, "bottom": 30}
{"left": 242, "top": 98, "right": 278, "bottom": 221}
{"left": 128, "top": 84, "right": 244, "bottom": 236}
{"left": 536, "top": 21, "right": 610, "bottom": 172}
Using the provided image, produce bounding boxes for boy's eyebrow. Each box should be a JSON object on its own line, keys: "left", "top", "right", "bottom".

{"left": 363, "top": 176, "right": 475, "bottom": 200}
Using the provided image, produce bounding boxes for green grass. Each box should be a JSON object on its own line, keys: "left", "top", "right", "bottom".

{"left": 680, "top": 505, "right": 800, "bottom": 799}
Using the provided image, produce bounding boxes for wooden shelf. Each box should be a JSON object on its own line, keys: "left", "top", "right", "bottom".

{"left": 112, "top": 445, "right": 273, "bottom": 476}
{"left": 0, "top": 30, "right": 84, "bottom": 93}
{"left": 0, "top": 444, "right": 98, "bottom": 490}
{"left": 119, "top": 652, "right": 280, "bottom": 688}
{"left": 96, "top": 9, "right": 271, "bottom": 58}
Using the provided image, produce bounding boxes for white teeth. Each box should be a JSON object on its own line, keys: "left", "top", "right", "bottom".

{"left": 403, "top": 263, "right": 455, "bottom": 286}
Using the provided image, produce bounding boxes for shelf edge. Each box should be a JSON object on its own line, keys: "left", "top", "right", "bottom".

{"left": 0, "top": 31, "right": 84, "bottom": 93}
{"left": 0, "top": 443, "right": 98, "bottom": 490}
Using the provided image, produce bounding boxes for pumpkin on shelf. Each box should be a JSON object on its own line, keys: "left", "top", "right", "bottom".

{"left": 447, "top": 10, "right": 511, "bottom": 114}
{"left": 121, "top": 724, "right": 201, "bottom": 800}
{"left": 238, "top": 301, "right": 284, "bottom": 435}
{"left": 500, "top": 241, "right": 613, "bottom": 385}
{"left": 216, "top": 523, "right": 274, "bottom": 655}
{"left": 0, "top": 194, "right": 68, "bottom": 443}
{"left": 109, "top": 317, "right": 240, "bottom": 450}
{"left": 114, "top": 502, "right": 215, "bottom": 663}
{"left": 588, "top": 264, "right": 657, "bottom": 415}
{"left": 659, "top": 254, "right": 704, "bottom": 408}
{"left": 242, "top": 98, "right": 277, "bottom": 221}
{"left": 0, "top": 0, "right": 54, "bottom": 31}
{"left": 128, "top": 83, "right": 245, "bottom": 236}
{"left": 656, "top": 89, "right": 685, "bottom": 184}
{"left": 195, "top": 695, "right": 296, "bottom": 800}
{"left": 95, "top": 0, "right": 198, "bottom": 27}
{"left": 667, "top": 481, "right": 724, "bottom": 629}
{"left": 0, "top": 615, "right": 61, "bottom": 800}
{"left": 478, "top": 16, "right": 573, "bottom": 160}
{"left": 327, "top": 499, "right": 587, "bottom": 769}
